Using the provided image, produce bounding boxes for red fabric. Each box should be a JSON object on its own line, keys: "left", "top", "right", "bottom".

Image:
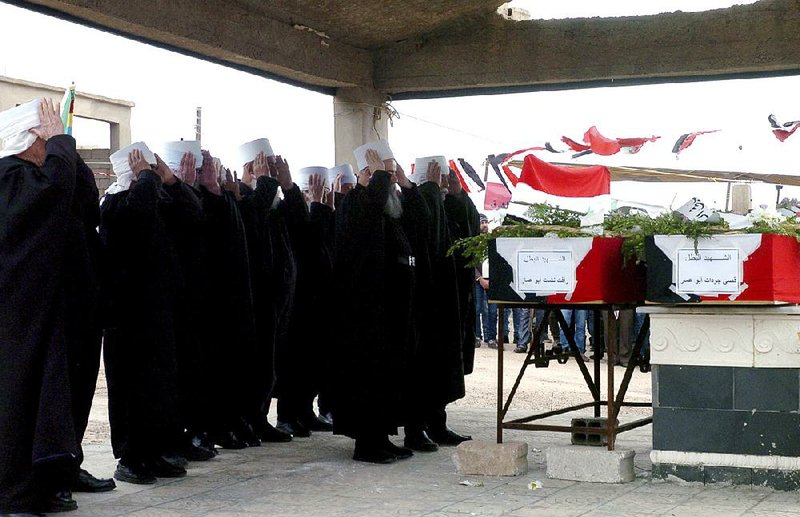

{"left": 448, "top": 159, "right": 470, "bottom": 193}
{"left": 673, "top": 130, "right": 719, "bottom": 155}
{"left": 499, "top": 146, "right": 545, "bottom": 187}
{"left": 584, "top": 126, "right": 621, "bottom": 156}
{"left": 519, "top": 154, "right": 610, "bottom": 197}
{"left": 697, "top": 234, "right": 800, "bottom": 303}
{"left": 561, "top": 136, "right": 590, "bottom": 152}
{"left": 545, "top": 238, "right": 646, "bottom": 304}
{"left": 773, "top": 122, "right": 800, "bottom": 142}
{"left": 483, "top": 182, "right": 512, "bottom": 211}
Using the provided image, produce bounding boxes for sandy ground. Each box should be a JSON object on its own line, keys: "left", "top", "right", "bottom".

{"left": 84, "top": 342, "right": 651, "bottom": 445}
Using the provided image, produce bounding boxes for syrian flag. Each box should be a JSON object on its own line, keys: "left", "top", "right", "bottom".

{"left": 511, "top": 154, "right": 612, "bottom": 213}
{"left": 562, "top": 126, "right": 659, "bottom": 157}
{"left": 672, "top": 130, "right": 720, "bottom": 158}
{"left": 449, "top": 158, "right": 485, "bottom": 193}
{"left": 768, "top": 114, "right": 800, "bottom": 142}
{"left": 487, "top": 154, "right": 512, "bottom": 191}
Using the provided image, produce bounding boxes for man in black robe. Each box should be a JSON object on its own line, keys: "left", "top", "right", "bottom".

{"left": 0, "top": 98, "right": 80, "bottom": 514}
{"left": 402, "top": 161, "right": 471, "bottom": 451}
{"left": 281, "top": 169, "right": 335, "bottom": 435}
{"left": 332, "top": 149, "right": 416, "bottom": 464}
{"left": 236, "top": 152, "right": 292, "bottom": 443}
{"left": 101, "top": 149, "right": 188, "bottom": 483}
{"left": 63, "top": 146, "right": 117, "bottom": 494}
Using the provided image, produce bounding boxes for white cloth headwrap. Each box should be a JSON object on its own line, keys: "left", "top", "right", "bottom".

{"left": 0, "top": 99, "right": 41, "bottom": 159}
{"left": 109, "top": 142, "right": 156, "bottom": 176}
{"left": 104, "top": 172, "right": 134, "bottom": 196}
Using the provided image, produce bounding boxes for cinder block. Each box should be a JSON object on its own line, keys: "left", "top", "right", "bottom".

{"left": 546, "top": 446, "right": 635, "bottom": 483}
{"left": 571, "top": 417, "right": 616, "bottom": 446}
{"left": 452, "top": 441, "right": 528, "bottom": 477}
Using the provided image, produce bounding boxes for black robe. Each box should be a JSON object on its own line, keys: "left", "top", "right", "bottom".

{"left": 332, "top": 171, "right": 415, "bottom": 439}
{"left": 197, "top": 186, "right": 257, "bottom": 432}
{"left": 64, "top": 155, "right": 104, "bottom": 469}
{"left": 0, "top": 136, "right": 79, "bottom": 512}
{"left": 160, "top": 180, "right": 207, "bottom": 434}
{"left": 100, "top": 171, "right": 182, "bottom": 462}
{"left": 237, "top": 177, "right": 279, "bottom": 421}
{"left": 444, "top": 190, "right": 481, "bottom": 375}
{"left": 412, "top": 182, "right": 465, "bottom": 408}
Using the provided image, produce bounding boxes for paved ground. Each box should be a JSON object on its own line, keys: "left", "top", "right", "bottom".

{"left": 74, "top": 346, "right": 800, "bottom": 516}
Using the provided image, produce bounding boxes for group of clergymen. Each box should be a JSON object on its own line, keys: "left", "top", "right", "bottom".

{"left": 0, "top": 98, "right": 481, "bottom": 515}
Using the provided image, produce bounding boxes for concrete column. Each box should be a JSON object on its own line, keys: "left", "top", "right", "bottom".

{"left": 333, "top": 87, "right": 389, "bottom": 170}
{"left": 109, "top": 121, "right": 131, "bottom": 153}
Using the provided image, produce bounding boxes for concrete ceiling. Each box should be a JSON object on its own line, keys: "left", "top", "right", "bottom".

{"left": 6, "top": 0, "right": 800, "bottom": 98}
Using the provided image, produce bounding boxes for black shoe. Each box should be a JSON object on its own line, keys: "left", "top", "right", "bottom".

{"left": 318, "top": 412, "right": 333, "bottom": 426}
{"left": 197, "top": 432, "right": 219, "bottom": 456}
{"left": 403, "top": 430, "right": 439, "bottom": 452}
{"left": 381, "top": 438, "right": 413, "bottom": 460}
{"left": 514, "top": 345, "right": 528, "bottom": 353}
{"left": 213, "top": 430, "right": 248, "bottom": 450}
{"left": 233, "top": 418, "right": 262, "bottom": 447}
{"left": 428, "top": 428, "right": 472, "bottom": 446}
{"left": 255, "top": 421, "right": 293, "bottom": 443}
{"left": 181, "top": 436, "right": 217, "bottom": 461}
{"left": 143, "top": 456, "right": 186, "bottom": 478}
{"left": 278, "top": 420, "right": 311, "bottom": 438}
{"left": 353, "top": 440, "right": 396, "bottom": 464}
{"left": 36, "top": 490, "right": 77, "bottom": 513}
{"left": 300, "top": 415, "right": 333, "bottom": 432}
{"left": 161, "top": 454, "right": 189, "bottom": 469}
{"left": 70, "top": 469, "right": 116, "bottom": 493}
{"left": 114, "top": 461, "right": 156, "bottom": 485}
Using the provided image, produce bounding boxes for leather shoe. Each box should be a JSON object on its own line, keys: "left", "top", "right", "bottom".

{"left": 381, "top": 438, "right": 413, "bottom": 460}
{"left": 143, "top": 456, "right": 186, "bottom": 478}
{"left": 428, "top": 428, "right": 472, "bottom": 446}
{"left": 403, "top": 430, "right": 439, "bottom": 452}
{"left": 161, "top": 455, "right": 188, "bottom": 469}
{"left": 278, "top": 420, "right": 311, "bottom": 438}
{"left": 257, "top": 421, "right": 292, "bottom": 442}
{"left": 514, "top": 345, "right": 528, "bottom": 353}
{"left": 212, "top": 430, "right": 247, "bottom": 450}
{"left": 181, "top": 436, "right": 217, "bottom": 461}
{"left": 300, "top": 415, "right": 333, "bottom": 432}
{"left": 37, "top": 491, "right": 77, "bottom": 513}
{"left": 114, "top": 461, "right": 156, "bottom": 485}
{"left": 233, "top": 418, "right": 261, "bottom": 447}
{"left": 70, "top": 469, "right": 116, "bottom": 493}
{"left": 353, "top": 440, "right": 396, "bottom": 464}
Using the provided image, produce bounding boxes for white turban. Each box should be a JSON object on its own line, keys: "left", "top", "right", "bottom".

{"left": 0, "top": 99, "right": 41, "bottom": 159}
{"left": 328, "top": 164, "right": 356, "bottom": 185}
{"left": 109, "top": 142, "right": 156, "bottom": 177}
{"left": 103, "top": 172, "right": 134, "bottom": 196}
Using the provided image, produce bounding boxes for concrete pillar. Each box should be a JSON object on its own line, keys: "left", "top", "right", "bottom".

{"left": 109, "top": 121, "right": 131, "bottom": 153}
{"left": 334, "top": 87, "right": 389, "bottom": 170}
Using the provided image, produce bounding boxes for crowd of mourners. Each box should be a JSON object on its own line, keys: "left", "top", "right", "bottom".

{"left": 0, "top": 98, "right": 482, "bottom": 515}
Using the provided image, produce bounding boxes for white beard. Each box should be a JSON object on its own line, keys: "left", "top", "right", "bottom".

{"left": 384, "top": 189, "right": 403, "bottom": 219}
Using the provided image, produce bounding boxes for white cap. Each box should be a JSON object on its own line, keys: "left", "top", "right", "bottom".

{"left": 110, "top": 142, "right": 156, "bottom": 176}
{"left": 328, "top": 163, "right": 356, "bottom": 185}
{"left": 0, "top": 99, "right": 41, "bottom": 159}
{"left": 411, "top": 156, "right": 448, "bottom": 185}
{"left": 296, "top": 166, "right": 329, "bottom": 191}
{"left": 237, "top": 138, "right": 274, "bottom": 168}
{"left": 353, "top": 140, "right": 394, "bottom": 172}
{"left": 158, "top": 140, "right": 202, "bottom": 173}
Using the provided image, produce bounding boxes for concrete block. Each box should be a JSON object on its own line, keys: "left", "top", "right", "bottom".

{"left": 452, "top": 441, "right": 528, "bottom": 477}
{"left": 546, "top": 446, "right": 635, "bottom": 483}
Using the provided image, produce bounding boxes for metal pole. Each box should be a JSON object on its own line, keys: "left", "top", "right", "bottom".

{"left": 497, "top": 304, "right": 505, "bottom": 444}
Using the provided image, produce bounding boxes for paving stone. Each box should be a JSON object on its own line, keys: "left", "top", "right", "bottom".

{"left": 546, "top": 446, "right": 635, "bottom": 483}
{"left": 452, "top": 440, "right": 528, "bottom": 476}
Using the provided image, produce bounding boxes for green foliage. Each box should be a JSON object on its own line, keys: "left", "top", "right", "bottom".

{"left": 743, "top": 217, "right": 800, "bottom": 240}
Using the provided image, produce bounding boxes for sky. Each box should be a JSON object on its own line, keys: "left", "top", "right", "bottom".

{"left": 0, "top": 0, "right": 797, "bottom": 212}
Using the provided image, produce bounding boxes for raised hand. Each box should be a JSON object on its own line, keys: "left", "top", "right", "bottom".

{"left": 242, "top": 162, "right": 254, "bottom": 187}
{"left": 366, "top": 149, "right": 384, "bottom": 174}
{"left": 253, "top": 151, "right": 269, "bottom": 178}
{"left": 199, "top": 150, "right": 222, "bottom": 195}
{"left": 179, "top": 152, "right": 197, "bottom": 185}
{"left": 448, "top": 168, "right": 462, "bottom": 195}
{"left": 275, "top": 155, "right": 293, "bottom": 191}
{"left": 308, "top": 173, "right": 324, "bottom": 203}
{"left": 395, "top": 162, "right": 412, "bottom": 189}
{"left": 128, "top": 149, "right": 151, "bottom": 179}
{"left": 223, "top": 168, "right": 241, "bottom": 200}
{"left": 426, "top": 160, "right": 442, "bottom": 187}
{"left": 267, "top": 155, "right": 278, "bottom": 179}
{"left": 30, "top": 98, "right": 64, "bottom": 141}
{"left": 154, "top": 153, "right": 177, "bottom": 185}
